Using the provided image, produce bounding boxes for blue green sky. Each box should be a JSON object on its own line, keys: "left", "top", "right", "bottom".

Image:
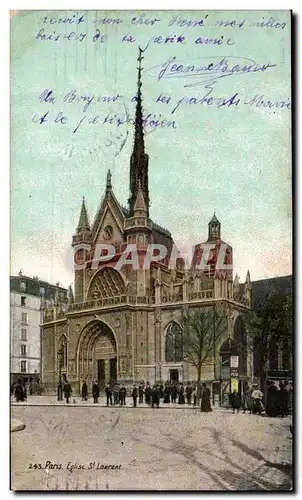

{"left": 10, "top": 10, "right": 291, "bottom": 288}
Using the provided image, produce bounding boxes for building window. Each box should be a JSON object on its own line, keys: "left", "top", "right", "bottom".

{"left": 21, "top": 345, "right": 27, "bottom": 356}
{"left": 21, "top": 296, "right": 26, "bottom": 307}
{"left": 165, "top": 322, "right": 183, "bottom": 362}
{"left": 40, "top": 287, "right": 45, "bottom": 296}
{"left": 21, "top": 312, "right": 28, "bottom": 324}
{"left": 21, "top": 361, "right": 27, "bottom": 373}
{"left": 21, "top": 328, "right": 27, "bottom": 341}
{"left": 20, "top": 281, "right": 26, "bottom": 292}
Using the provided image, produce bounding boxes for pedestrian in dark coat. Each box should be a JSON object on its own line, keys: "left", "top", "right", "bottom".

{"left": 81, "top": 380, "right": 88, "bottom": 401}
{"left": 152, "top": 385, "right": 160, "bottom": 408}
{"left": 230, "top": 391, "right": 241, "bottom": 413}
{"left": 159, "top": 384, "right": 164, "bottom": 399}
{"left": 132, "top": 385, "right": 138, "bottom": 407}
{"left": 120, "top": 385, "right": 126, "bottom": 406}
{"left": 178, "top": 384, "right": 185, "bottom": 404}
{"left": 113, "top": 384, "right": 119, "bottom": 405}
{"left": 185, "top": 383, "right": 193, "bottom": 405}
{"left": 92, "top": 380, "right": 99, "bottom": 404}
{"left": 105, "top": 384, "right": 112, "bottom": 406}
{"left": 266, "top": 382, "right": 278, "bottom": 417}
{"left": 163, "top": 384, "right": 171, "bottom": 403}
{"left": 200, "top": 383, "right": 212, "bottom": 412}
{"left": 64, "top": 380, "right": 72, "bottom": 404}
{"left": 138, "top": 383, "right": 144, "bottom": 404}
{"left": 14, "top": 381, "right": 24, "bottom": 402}
{"left": 171, "top": 384, "right": 178, "bottom": 403}
{"left": 145, "top": 382, "right": 151, "bottom": 405}
{"left": 278, "top": 382, "right": 289, "bottom": 417}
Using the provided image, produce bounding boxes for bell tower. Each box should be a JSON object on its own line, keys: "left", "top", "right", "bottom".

{"left": 208, "top": 212, "right": 221, "bottom": 241}
{"left": 72, "top": 197, "right": 92, "bottom": 303}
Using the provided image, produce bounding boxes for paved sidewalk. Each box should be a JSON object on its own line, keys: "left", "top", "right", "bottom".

{"left": 11, "top": 395, "right": 224, "bottom": 410}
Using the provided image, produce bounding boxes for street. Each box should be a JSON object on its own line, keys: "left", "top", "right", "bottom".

{"left": 11, "top": 403, "right": 292, "bottom": 491}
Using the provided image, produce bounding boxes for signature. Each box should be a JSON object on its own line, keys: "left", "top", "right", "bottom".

{"left": 148, "top": 56, "right": 277, "bottom": 88}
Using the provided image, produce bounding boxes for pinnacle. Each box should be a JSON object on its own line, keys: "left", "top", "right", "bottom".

{"left": 77, "top": 197, "right": 90, "bottom": 233}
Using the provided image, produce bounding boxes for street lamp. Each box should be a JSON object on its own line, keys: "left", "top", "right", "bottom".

{"left": 57, "top": 345, "right": 64, "bottom": 401}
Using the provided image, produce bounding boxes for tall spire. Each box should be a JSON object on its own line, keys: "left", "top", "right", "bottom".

{"left": 129, "top": 47, "right": 149, "bottom": 217}
{"left": 76, "top": 197, "right": 90, "bottom": 233}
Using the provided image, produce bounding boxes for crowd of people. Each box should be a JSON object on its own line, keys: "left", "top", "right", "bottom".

{"left": 13, "top": 376, "right": 292, "bottom": 419}
{"left": 230, "top": 381, "right": 292, "bottom": 417}
{"left": 11, "top": 376, "right": 42, "bottom": 401}
{"left": 78, "top": 380, "right": 213, "bottom": 411}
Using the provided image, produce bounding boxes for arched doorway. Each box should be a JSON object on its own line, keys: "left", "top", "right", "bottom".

{"left": 77, "top": 320, "right": 117, "bottom": 389}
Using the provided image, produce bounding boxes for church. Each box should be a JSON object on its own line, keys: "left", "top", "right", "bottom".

{"left": 41, "top": 50, "right": 252, "bottom": 398}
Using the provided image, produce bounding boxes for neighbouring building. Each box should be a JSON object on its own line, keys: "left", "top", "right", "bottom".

{"left": 251, "top": 275, "right": 293, "bottom": 380}
{"left": 10, "top": 271, "right": 68, "bottom": 385}
{"left": 41, "top": 51, "right": 253, "bottom": 401}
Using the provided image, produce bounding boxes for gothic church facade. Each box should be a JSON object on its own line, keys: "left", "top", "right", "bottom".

{"left": 41, "top": 51, "right": 252, "bottom": 394}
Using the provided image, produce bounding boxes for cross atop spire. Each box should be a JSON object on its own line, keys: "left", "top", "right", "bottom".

{"left": 106, "top": 169, "right": 112, "bottom": 190}
{"left": 128, "top": 47, "right": 150, "bottom": 217}
{"left": 76, "top": 197, "right": 90, "bottom": 233}
{"left": 134, "top": 46, "right": 145, "bottom": 160}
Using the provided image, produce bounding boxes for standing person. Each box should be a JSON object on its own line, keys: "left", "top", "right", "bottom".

{"left": 266, "top": 381, "right": 278, "bottom": 417}
{"left": 152, "top": 385, "right": 160, "bottom": 408}
{"left": 64, "top": 380, "right": 72, "bottom": 404}
{"left": 132, "top": 384, "right": 138, "bottom": 407}
{"left": 57, "top": 380, "right": 63, "bottom": 401}
{"left": 200, "top": 383, "right": 212, "bottom": 412}
{"left": 163, "top": 383, "right": 170, "bottom": 403}
{"left": 105, "top": 383, "right": 112, "bottom": 407}
{"left": 192, "top": 385, "right": 197, "bottom": 406}
{"left": 171, "top": 383, "right": 177, "bottom": 404}
{"left": 230, "top": 391, "right": 241, "bottom": 414}
{"left": 120, "top": 384, "right": 127, "bottom": 406}
{"left": 178, "top": 384, "right": 185, "bottom": 404}
{"left": 278, "top": 382, "right": 289, "bottom": 418}
{"left": 14, "top": 380, "right": 24, "bottom": 402}
{"left": 251, "top": 384, "right": 264, "bottom": 415}
{"left": 22, "top": 382, "right": 27, "bottom": 401}
{"left": 81, "top": 380, "right": 88, "bottom": 401}
{"left": 242, "top": 385, "right": 252, "bottom": 414}
{"left": 113, "top": 384, "right": 119, "bottom": 405}
{"left": 145, "top": 382, "right": 151, "bottom": 405}
{"left": 159, "top": 384, "right": 164, "bottom": 400}
{"left": 92, "top": 380, "right": 99, "bottom": 404}
{"left": 185, "top": 383, "right": 193, "bottom": 405}
{"left": 138, "top": 382, "right": 144, "bottom": 404}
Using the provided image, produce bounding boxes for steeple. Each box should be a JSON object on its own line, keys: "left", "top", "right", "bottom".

{"left": 128, "top": 47, "right": 149, "bottom": 217}
{"left": 208, "top": 212, "right": 221, "bottom": 241}
{"left": 76, "top": 197, "right": 90, "bottom": 233}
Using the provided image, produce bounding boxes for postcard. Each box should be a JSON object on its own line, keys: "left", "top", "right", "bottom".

{"left": 10, "top": 10, "right": 292, "bottom": 491}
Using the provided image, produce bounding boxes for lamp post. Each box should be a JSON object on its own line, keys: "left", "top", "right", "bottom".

{"left": 57, "top": 345, "right": 64, "bottom": 401}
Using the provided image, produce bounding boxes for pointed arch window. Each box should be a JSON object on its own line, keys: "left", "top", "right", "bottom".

{"left": 165, "top": 322, "right": 183, "bottom": 362}
{"left": 88, "top": 268, "right": 126, "bottom": 299}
